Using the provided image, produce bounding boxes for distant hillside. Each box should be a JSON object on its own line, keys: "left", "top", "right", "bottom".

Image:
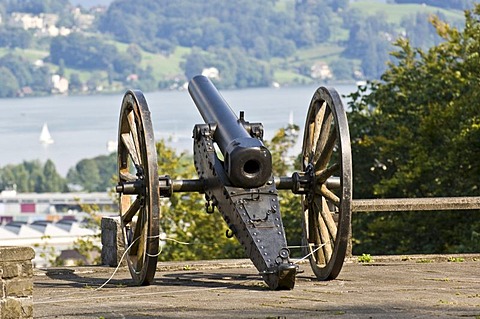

{"left": 69, "top": 0, "right": 112, "bottom": 8}
{"left": 0, "top": 0, "right": 473, "bottom": 98}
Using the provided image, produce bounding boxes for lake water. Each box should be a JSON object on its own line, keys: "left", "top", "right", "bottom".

{"left": 0, "top": 84, "right": 358, "bottom": 176}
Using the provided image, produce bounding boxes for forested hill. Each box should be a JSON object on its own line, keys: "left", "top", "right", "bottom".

{"left": 98, "top": 0, "right": 468, "bottom": 85}
{"left": 0, "top": 0, "right": 473, "bottom": 97}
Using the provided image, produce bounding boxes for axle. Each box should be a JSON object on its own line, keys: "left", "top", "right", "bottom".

{"left": 116, "top": 174, "right": 340, "bottom": 196}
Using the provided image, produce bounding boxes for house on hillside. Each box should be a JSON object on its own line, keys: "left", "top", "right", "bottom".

{"left": 51, "top": 74, "right": 69, "bottom": 94}
{"left": 310, "top": 61, "right": 333, "bottom": 80}
{"left": 202, "top": 67, "right": 220, "bottom": 79}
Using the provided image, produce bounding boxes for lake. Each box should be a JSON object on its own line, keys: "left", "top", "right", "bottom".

{"left": 0, "top": 84, "right": 358, "bottom": 176}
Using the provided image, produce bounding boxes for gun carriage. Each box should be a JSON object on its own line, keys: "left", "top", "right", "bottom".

{"left": 115, "top": 74, "right": 352, "bottom": 290}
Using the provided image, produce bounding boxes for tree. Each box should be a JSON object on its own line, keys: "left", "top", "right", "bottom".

{"left": 67, "top": 159, "right": 101, "bottom": 192}
{"left": 0, "top": 54, "right": 33, "bottom": 88}
{"left": 348, "top": 5, "right": 480, "bottom": 254}
{"left": 0, "top": 67, "right": 19, "bottom": 97}
{"left": 41, "top": 159, "right": 68, "bottom": 192}
{"left": 66, "top": 153, "right": 116, "bottom": 192}
{"left": 343, "top": 12, "right": 397, "bottom": 79}
{"left": 0, "top": 160, "right": 67, "bottom": 193}
{"left": 50, "top": 33, "right": 118, "bottom": 70}
{"left": 69, "top": 73, "right": 83, "bottom": 92}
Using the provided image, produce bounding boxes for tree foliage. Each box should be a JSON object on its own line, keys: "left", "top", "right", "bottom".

{"left": 66, "top": 153, "right": 116, "bottom": 192}
{"left": 348, "top": 5, "right": 480, "bottom": 254}
{"left": 342, "top": 12, "right": 397, "bottom": 79}
{"left": 0, "top": 159, "right": 68, "bottom": 192}
{"left": 0, "top": 54, "right": 51, "bottom": 96}
{"left": 98, "top": 0, "right": 303, "bottom": 56}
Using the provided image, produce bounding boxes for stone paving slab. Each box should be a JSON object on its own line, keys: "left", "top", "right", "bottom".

{"left": 33, "top": 255, "right": 480, "bottom": 318}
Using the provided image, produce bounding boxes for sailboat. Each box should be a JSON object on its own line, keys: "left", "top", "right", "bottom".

{"left": 39, "top": 123, "right": 54, "bottom": 145}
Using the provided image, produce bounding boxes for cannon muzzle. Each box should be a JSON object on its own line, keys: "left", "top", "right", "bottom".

{"left": 188, "top": 75, "right": 272, "bottom": 188}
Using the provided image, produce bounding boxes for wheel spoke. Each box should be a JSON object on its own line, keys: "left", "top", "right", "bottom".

{"left": 127, "top": 110, "right": 142, "bottom": 162}
{"left": 121, "top": 132, "right": 141, "bottom": 166}
{"left": 121, "top": 196, "right": 142, "bottom": 224}
{"left": 119, "top": 171, "right": 137, "bottom": 182}
{"left": 314, "top": 124, "right": 336, "bottom": 171}
{"left": 318, "top": 212, "right": 332, "bottom": 264}
{"left": 308, "top": 206, "right": 326, "bottom": 264}
{"left": 316, "top": 184, "right": 340, "bottom": 207}
{"left": 129, "top": 207, "right": 146, "bottom": 257}
{"left": 313, "top": 196, "right": 337, "bottom": 240}
{"left": 313, "top": 106, "right": 332, "bottom": 154}
{"left": 315, "top": 163, "right": 340, "bottom": 184}
{"left": 304, "top": 121, "right": 315, "bottom": 164}
{"left": 310, "top": 198, "right": 332, "bottom": 264}
{"left": 311, "top": 102, "right": 327, "bottom": 155}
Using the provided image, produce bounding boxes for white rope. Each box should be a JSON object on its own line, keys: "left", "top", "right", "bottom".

{"left": 95, "top": 234, "right": 194, "bottom": 290}
{"left": 293, "top": 243, "right": 328, "bottom": 264}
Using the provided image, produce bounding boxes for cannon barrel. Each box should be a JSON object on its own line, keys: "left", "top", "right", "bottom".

{"left": 188, "top": 75, "right": 272, "bottom": 188}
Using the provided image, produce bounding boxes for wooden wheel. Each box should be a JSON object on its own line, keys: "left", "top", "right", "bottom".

{"left": 301, "top": 86, "right": 352, "bottom": 280}
{"left": 117, "top": 90, "right": 159, "bottom": 285}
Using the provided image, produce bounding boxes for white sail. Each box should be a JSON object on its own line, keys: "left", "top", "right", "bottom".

{"left": 288, "top": 111, "right": 294, "bottom": 126}
{"left": 39, "top": 123, "right": 54, "bottom": 145}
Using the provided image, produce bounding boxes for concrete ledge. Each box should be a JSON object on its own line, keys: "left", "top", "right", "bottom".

{"left": 0, "top": 246, "right": 35, "bottom": 319}
{"left": 32, "top": 255, "right": 480, "bottom": 318}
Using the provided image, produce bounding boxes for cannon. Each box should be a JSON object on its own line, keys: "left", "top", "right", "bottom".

{"left": 115, "top": 75, "right": 352, "bottom": 290}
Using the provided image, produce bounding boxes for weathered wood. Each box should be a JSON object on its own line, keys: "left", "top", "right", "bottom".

{"left": 352, "top": 197, "right": 480, "bottom": 212}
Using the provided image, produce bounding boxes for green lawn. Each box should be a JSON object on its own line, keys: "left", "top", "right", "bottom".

{"left": 350, "top": 1, "right": 465, "bottom": 25}
{"left": 141, "top": 46, "right": 190, "bottom": 79}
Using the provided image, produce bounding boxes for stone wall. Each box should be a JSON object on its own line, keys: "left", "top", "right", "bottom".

{"left": 0, "top": 246, "right": 35, "bottom": 319}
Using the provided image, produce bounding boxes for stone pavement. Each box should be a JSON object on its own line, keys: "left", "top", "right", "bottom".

{"left": 33, "top": 255, "right": 480, "bottom": 318}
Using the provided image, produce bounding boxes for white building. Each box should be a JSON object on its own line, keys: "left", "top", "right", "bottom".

{"left": 10, "top": 12, "right": 71, "bottom": 37}
{"left": 0, "top": 190, "right": 115, "bottom": 267}
{"left": 51, "top": 74, "right": 69, "bottom": 94}
{"left": 202, "top": 67, "right": 220, "bottom": 79}
{"left": 310, "top": 61, "right": 333, "bottom": 80}
{"left": 0, "top": 190, "right": 116, "bottom": 224}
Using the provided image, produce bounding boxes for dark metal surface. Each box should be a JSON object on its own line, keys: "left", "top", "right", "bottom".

{"left": 300, "top": 86, "right": 352, "bottom": 281}
{"left": 193, "top": 122, "right": 297, "bottom": 290}
{"left": 188, "top": 75, "right": 272, "bottom": 188}
{"left": 117, "top": 90, "right": 160, "bottom": 285}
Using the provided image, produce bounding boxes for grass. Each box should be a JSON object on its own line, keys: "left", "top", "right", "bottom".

{"left": 141, "top": 46, "right": 190, "bottom": 79}
{"left": 103, "top": 40, "right": 188, "bottom": 80}
{"left": 350, "top": 1, "right": 465, "bottom": 25}
{"left": 273, "top": 69, "right": 313, "bottom": 85}
{"left": 358, "top": 253, "right": 374, "bottom": 263}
